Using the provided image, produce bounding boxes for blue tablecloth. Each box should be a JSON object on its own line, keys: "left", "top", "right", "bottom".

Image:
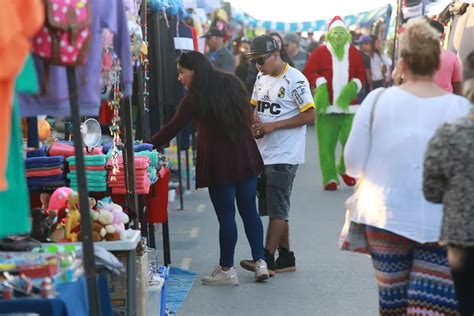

{"left": 0, "top": 275, "right": 112, "bottom": 316}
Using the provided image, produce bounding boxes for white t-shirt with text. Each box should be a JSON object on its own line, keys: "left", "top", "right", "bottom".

{"left": 250, "top": 64, "right": 314, "bottom": 165}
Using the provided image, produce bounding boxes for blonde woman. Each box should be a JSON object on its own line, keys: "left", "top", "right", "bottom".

{"left": 423, "top": 51, "right": 474, "bottom": 316}
{"left": 344, "top": 20, "right": 471, "bottom": 315}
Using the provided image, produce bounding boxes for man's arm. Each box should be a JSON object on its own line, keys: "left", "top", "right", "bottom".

{"left": 256, "top": 108, "right": 315, "bottom": 135}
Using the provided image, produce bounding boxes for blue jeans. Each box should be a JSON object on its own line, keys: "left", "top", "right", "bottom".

{"left": 208, "top": 176, "right": 265, "bottom": 267}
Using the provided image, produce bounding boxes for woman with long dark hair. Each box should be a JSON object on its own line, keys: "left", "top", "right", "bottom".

{"left": 149, "top": 51, "right": 269, "bottom": 285}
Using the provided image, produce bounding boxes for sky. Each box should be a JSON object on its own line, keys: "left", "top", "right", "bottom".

{"left": 227, "top": 0, "right": 396, "bottom": 22}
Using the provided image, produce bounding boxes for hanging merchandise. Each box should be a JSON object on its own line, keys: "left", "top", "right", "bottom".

{"left": 20, "top": 1, "right": 133, "bottom": 117}
{"left": 0, "top": 56, "right": 40, "bottom": 238}
{"left": 108, "top": 79, "right": 124, "bottom": 182}
{"left": 0, "top": 1, "right": 44, "bottom": 193}
{"left": 32, "top": 0, "right": 92, "bottom": 66}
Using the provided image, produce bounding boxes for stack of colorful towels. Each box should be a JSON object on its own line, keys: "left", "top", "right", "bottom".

{"left": 25, "top": 156, "right": 67, "bottom": 189}
{"left": 107, "top": 155, "right": 151, "bottom": 194}
{"left": 66, "top": 155, "right": 108, "bottom": 192}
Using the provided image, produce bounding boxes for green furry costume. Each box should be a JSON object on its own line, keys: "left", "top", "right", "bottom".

{"left": 303, "top": 17, "right": 366, "bottom": 189}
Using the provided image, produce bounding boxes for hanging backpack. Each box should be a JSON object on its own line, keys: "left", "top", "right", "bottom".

{"left": 32, "top": 0, "right": 92, "bottom": 66}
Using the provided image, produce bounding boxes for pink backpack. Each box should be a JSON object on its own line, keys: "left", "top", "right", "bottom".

{"left": 32, "top": 0, "right": 92, "bottom": 66}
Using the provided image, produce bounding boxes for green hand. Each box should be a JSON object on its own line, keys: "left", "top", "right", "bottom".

{"left": 336, "top": 80, "right": 358, "bottom": 112}
{"left": 314, "top": 83, "right": 330, "bottom": 114}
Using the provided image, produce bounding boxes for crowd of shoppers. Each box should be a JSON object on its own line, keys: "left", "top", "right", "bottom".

{"left": 151, "top": 14, "right": 474, "bottom": 316}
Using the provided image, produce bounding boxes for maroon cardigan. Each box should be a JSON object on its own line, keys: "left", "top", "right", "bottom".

{"left": 149, "top": 95, "right": 264, "bottom": 188}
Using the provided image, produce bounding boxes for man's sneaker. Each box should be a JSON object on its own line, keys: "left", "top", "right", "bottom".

{"left": 201, "top": 266, "right": 239, "bottom": 286}
{"left": 275, "top": 248, "right": 296, "bottom": 273}
{"left": 264, "top": 249, "right": 277, "bottom": 276}
{"left": 254, "top": 259, "right": 269, "bottom": 282}
{"left": 239, "top": 259, "right": 276, "bottom": 277}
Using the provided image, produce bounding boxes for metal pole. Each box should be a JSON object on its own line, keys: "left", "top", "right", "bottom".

{"left": 66, "top": 67, "right": 101, "bottom": 316}
{"left": 391, "top": 0, "right": 404, "bottom": 67}
{"left": 120, "top": 97, "right": 139, "bottom": 228}
{"left": 177, "top": 141, "right": 184, "bottom": 210}
{"left": 185, "top": 148, "right": 190, "bottom": 191}
{"left": 163, "top": 221, "right": 171, "bottom": 266}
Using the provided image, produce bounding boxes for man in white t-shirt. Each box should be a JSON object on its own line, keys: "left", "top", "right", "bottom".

{"left": 240, "top": 35, "right": 315, "bottom": 275}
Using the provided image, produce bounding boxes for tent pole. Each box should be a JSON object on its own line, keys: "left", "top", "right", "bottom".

{"left": 66, "top": 67, "right": 101, "bottom": 316}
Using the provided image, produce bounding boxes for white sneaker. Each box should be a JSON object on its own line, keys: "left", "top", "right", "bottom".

{"left": 201, "top": 266, "right": 239, "bottom": 286}
{"left": 254, "top": 259, "right": 269, "bottom": 282}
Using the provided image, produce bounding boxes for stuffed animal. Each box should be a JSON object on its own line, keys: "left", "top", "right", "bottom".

{"left": 91, "top": 222, "right": 107, "bottom": 242}
{"left": 64, "top": 192, "right": 81, "bottom": 242}
{"left": 96, "top": 208, "right": 120, "bottom": 241}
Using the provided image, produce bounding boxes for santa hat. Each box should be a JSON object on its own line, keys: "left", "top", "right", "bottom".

{"left": 328, "top": 16, "right": 347, "bottom": 32}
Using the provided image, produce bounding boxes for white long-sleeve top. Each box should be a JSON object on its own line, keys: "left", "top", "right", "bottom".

{"left": 344, "top": 87, "right": 471, "bottom": 243}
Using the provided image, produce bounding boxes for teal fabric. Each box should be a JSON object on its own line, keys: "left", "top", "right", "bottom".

{"left": 0, "top": 56, "right": 37, "bottom": 237}
{"left": 66, "top": 155, "right": 107, "bottom": 166}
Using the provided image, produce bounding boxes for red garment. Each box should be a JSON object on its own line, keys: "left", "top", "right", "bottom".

{"left": 149, "top": 95, "right": 263, "bottom": 189}
{"left": 49, "top": 143, "right": 104, "bottom": 158}
{"left": 303, "top": 44, "right": 365, "bottom": 107}
{"left": 26, "top": 168, "right": 63, "bottom": 177}
{"left": 69, "top": 165, "right": 105, "bottom": 171}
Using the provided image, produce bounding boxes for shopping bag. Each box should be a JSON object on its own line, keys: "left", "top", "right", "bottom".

{"left": 338, "top": 194, "right": 369, "bottom": 254}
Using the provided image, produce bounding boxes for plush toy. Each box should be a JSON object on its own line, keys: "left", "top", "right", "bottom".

{"left": 91, "top": 222, "right": 107, "bottom": 242}
{"left": 303, "top": 16, "right": 366, "bottom": 191}
{"left": 64, "top": 192, "right": 81, "bottom": 242}
{"left": 96, "top": 197, "right": 129, "bottom": 240}
{"left": 96, "top": 208, "right": 120, "bottom": 241}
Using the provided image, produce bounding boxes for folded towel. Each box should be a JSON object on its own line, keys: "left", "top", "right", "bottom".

{"left": 26, "top": 168, "right": 63, "bottom": 178}
{"left": 70, "top": 184, "right": 107, "bottom": 192}
{"left": 134, "top": 143, "right": 154, "bottom": 152}
{"left": 26, "top": 146, "right": 48, "bottom": 158}
{"left": 111, "top": 185, "right": 150, "bottom": 195}
{"left": 50, "top": 143, "right": 104, "bottom": 158}
{"left": 25, "top": 156, "right": 64, "bottom": 169}
{"left": 28, "top": 179, "right": 68, "bottom": 188}
{"left": 69, "top": 170, "right": 108, "bottom": 177}
{"left": 67, "top": 174, "right": 108, "bottom": 183}
{"left": 25, "top": 165, "right": 64, "bottom": 172}
{"left": 67, "top": 154, "right": 107, "bottom": 166}
{"left": 106, "top": 155, "right": 150, "bottom": 169}
{"left": 69, "top": 165, "right": 105, "bottom": 171}
{"left": 26, "top": 174, "right": 66, "bottom": 182}
{"left": 108, "top": 174, "right": 147, "bottom": 182}
{"left": 135, "top": 150, "right": 159, "bottom": 168}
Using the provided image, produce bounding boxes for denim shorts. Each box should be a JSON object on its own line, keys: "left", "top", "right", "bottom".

{"left": 257, "top": 164, "right": 298, "bottom": 220}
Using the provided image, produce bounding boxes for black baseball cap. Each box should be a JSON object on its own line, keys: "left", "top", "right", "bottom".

{"left": 246, "top": 35, "right": 280, "bottom": 56}
{"left": 201, "top": 27, "right": 224, "bottom": 38}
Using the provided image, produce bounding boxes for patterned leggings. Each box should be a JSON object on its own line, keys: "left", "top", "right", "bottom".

{"left": 365, "top": 226, "right": 459, "bottom": 316}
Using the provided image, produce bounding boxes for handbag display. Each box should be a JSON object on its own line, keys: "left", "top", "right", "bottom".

{"left": 338, "top": 88, "right": 386, "bottom": 254}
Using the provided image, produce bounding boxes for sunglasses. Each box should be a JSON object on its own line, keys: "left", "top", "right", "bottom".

{"left": 250, "top": 53, "right": 273, "bottom": 66}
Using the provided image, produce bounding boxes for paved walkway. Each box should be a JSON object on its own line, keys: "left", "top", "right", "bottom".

{"left": 156, "top": 126, "right": 378, "bottom": 315}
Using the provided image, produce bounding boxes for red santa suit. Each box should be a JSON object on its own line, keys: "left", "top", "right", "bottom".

{"left": 304, "top": 43, "right": 365, "bottom": 113}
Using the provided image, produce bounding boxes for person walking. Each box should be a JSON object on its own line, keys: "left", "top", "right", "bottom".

{"left": 423, "top": 51, "right": 474, "bottom": 316}
{"left": 344, "top": 20, "right": 471, "bottom": 315}
{"left": 429, "top": 20, "right": 463, "bottom": 95}
{"left": 148, "top": 51, "right": 269, "bottom": 285}
{"left": 240, "top": 35, "right": 315, "bottom": 275}
{"left": 202, "top": 27, "right": 235, "bottom": 73}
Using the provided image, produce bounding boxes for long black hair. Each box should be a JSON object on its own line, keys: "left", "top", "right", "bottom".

{"left": 268, "top": 32, "right": 295, "bottom": 67}
{"left": 178, "top": 51, "right": 251, "bottom": 142}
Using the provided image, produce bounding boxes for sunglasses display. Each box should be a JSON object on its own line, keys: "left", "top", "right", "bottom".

{"left": 250, "top": 54, "right": 272, "bottom": 66}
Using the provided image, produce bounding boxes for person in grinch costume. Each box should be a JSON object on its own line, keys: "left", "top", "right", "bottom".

{"left": 303, "top": 16, "right": 365, "bottom": 190}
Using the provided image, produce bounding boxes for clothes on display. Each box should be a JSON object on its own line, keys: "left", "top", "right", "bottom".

{"left": 19, "top": 0, "right": 133, "bottom": 117}
{"left": 0, "top": 56, "right": 41, "bottom": 237}
{"left": 147, "top": 12, "right": 181, "bottom": 133}
{"left": 0, "top": 0, "right": 44, "bottom": 192}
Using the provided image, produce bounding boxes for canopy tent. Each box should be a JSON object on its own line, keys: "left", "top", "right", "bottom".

{"left": 232, "top": 5, "right": 392, "bottom": 32}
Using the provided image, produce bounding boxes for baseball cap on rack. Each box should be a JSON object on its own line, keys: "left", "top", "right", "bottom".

{"left": 246, "top": 35, "right": 280, "bottom": 56}
{"left": 201, "top": 27, "right": 224, "bottom": 38}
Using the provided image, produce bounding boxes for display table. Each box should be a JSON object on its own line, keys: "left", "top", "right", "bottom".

{"left": 0, "top": 275, "right": 113, "bottom": 316}
{"left": 50, "top": 229, "right": 141, "bottom": 315}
